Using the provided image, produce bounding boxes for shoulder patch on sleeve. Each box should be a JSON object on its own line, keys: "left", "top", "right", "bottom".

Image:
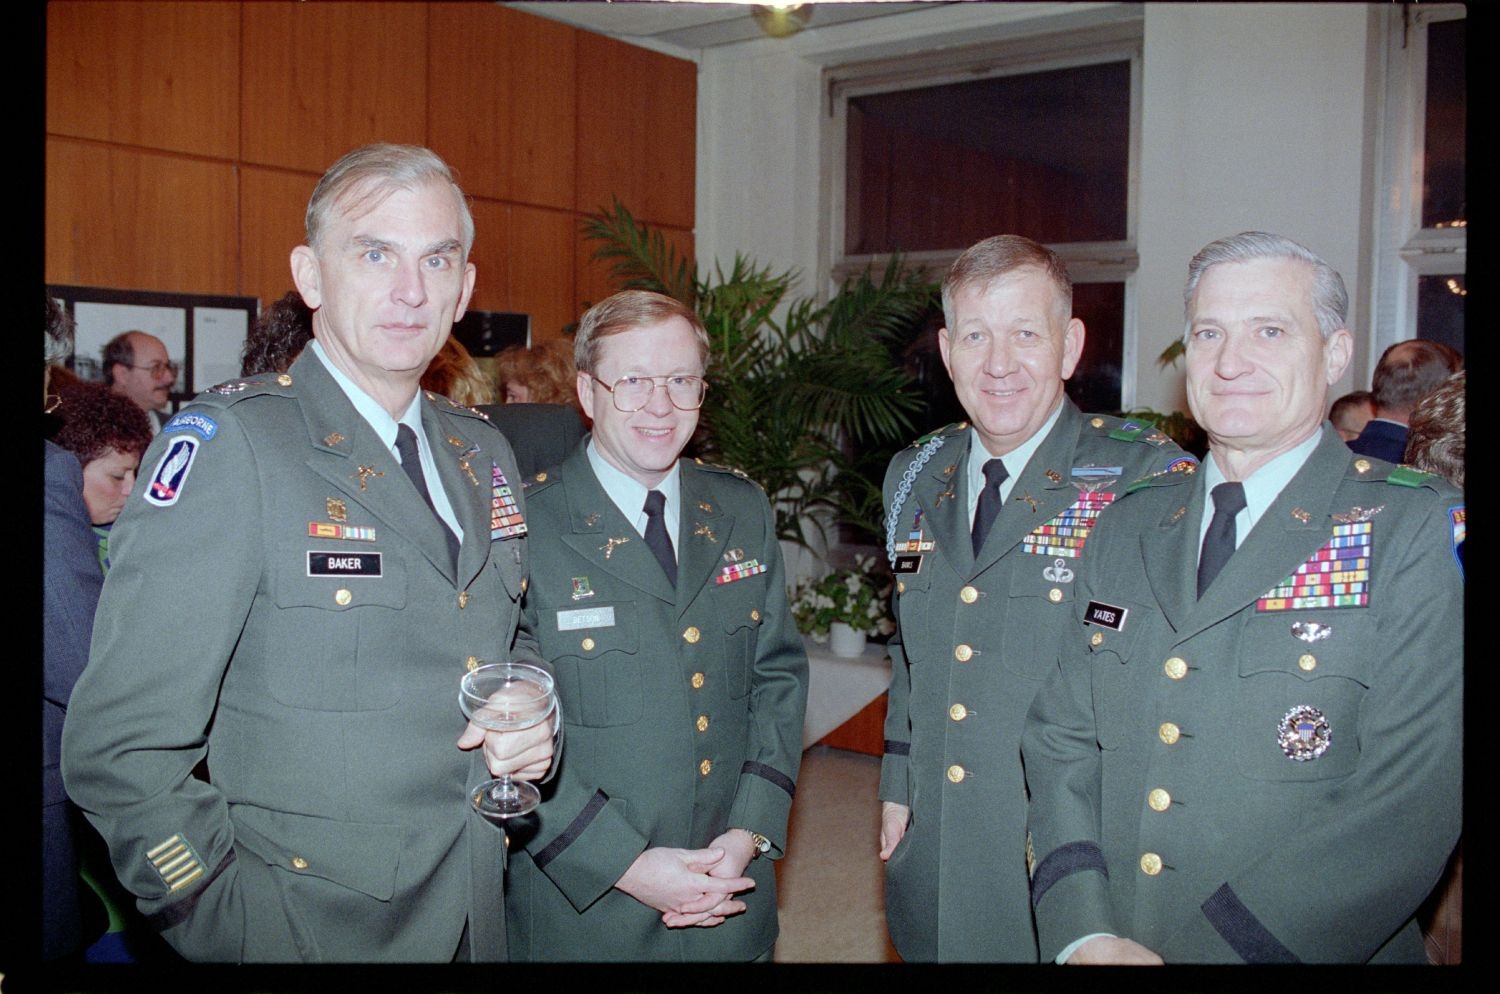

{"left": 161, "top": 411, "right": 218, "bottom": 441}
{"left": 145, "top": 436, "right": 201, "bottom": 507}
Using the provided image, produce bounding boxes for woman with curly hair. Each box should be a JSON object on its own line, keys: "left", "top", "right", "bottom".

{"left": 52, "top": 381, "right": 154, "bottom": 568}
{"left": 495, "top": 338, "right": 579, "bottom": 408}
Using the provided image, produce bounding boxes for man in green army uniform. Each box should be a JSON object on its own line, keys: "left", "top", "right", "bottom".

{"left": 504, "top": 290, "right": 808, "bottom": 961}
{"left": 878, "top": 235, "right": 1192, "bottom": 962}
{"left": 61, "top": 145, "right": 554, "bottom": 962}
{"left": 1023, "top": 232, "right": 1463, "bottom": 963}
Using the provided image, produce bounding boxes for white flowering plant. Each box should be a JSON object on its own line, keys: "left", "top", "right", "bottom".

{"left": 791, "top": 554, "right": 897, "bottom": 641}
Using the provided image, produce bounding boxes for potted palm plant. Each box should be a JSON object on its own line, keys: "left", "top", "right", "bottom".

{"left": 583, "top": 200, "right": 937, "bottom": 556}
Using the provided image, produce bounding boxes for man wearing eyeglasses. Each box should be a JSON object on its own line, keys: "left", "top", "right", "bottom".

{"left": 103, "top": 330, "right": 177, "bottom": 434}
{"left": 503, "top": 289, "right": 808, "bottom": 961}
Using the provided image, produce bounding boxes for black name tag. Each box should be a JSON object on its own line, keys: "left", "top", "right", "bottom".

{"left": 308, "top": 551, "right": 382, "bottom": 577}
{"left": 1084, "top": 600, "right": 1127, "bottom": 630}
{"left": 893, "top": 554, "right": 923, "bottom": 574}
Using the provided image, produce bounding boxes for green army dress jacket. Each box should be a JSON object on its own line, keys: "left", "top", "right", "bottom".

{"left": 504, "top": 443, "right": 808, "bottom": 961}
{"left": 879, "top": 400, "right": 1192, "bottom": 961}
{"left": 1023, "top": 427, "right": 1464, "bottom": 962}
{"left": 62, "top": 351, "right": 538, "bottom": 962}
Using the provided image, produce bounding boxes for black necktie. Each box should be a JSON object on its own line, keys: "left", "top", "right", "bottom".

{"left": 1197, "top": 481, "right": 1247, "bottom": 598}
{"left": 643, "top": 489, "right": 677, "bottom": 587}
{"left": 971, "top": 458, "right": 1009, "bottom": 557}
{"left": 396, "top": 423, "right": 460, "bottom": 568}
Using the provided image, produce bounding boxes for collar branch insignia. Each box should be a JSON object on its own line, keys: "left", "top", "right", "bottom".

{"left": 352, "top": 465, "right": 384, "bottom": 491}
{"left": 1014, "top": 492, "right": 1039, "bottom": 512}
{"left": 601, "top": 536, "right": 630, "bottom": 559}
{"left": 694, "top": 523, "right": 717, "bottom": 542}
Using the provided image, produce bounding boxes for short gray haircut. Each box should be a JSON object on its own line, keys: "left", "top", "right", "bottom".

{"left": 305, "top": 144, "right": 474, "bottom": 256}
{"left": 1183, "top": 231, "right": 1348, "bottom": 339}
{"left": 941, "top": 234, "right": 1073, "bottom": 331}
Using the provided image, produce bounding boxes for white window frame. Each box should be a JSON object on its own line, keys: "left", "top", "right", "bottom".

{"left": 821, "top": 17, "right": 1143, "bottom": 404}
{"left": 1368, "top": 3, "right": 1465, "bottom": 368}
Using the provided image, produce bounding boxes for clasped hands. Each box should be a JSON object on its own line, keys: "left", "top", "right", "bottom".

{"left": 616, "top": 829, "right": 759, "bottom": 929}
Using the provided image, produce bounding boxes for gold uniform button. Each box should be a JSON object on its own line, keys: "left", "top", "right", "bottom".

{"left": 534, "top": 471, "right": 548, "bottom": 482}
{"left": 1164, "top": 657, "right": 1188, "bottom": 680}
{"left": 1090, "top": 417, "right": 1105, "bottom": 428}
{"left": 954, "top": 644, "right": 973, "bottom": 662}
{"left": 750, "top": 609, "right": 761, "bottom": 622}
{"left": 1298, "top": 653, "right": 1317, "bottom": 672}
{"left": 1090, "top": 631, "right": 1105, "bottom": 647}
{"left": 1148, "top": 788, "right": 1172, "bottom": 811}
{"left": 466, "top": 655, "right": 480, "bottom": 672}
{"left": 699, "top": 759, "right": 712, "bottom": 776}
{"left": 277, "top": 373, "right": 293, "bottom": 387}
{"left": 959, "top": 586, "right": 979, "bottom": 604}
{"left": 1354, "top": 458, "right": 1371, "bottom": 474}
{"left": 1140, "top": 852, "right": 1162, "bottom": 876}
{"left": 581, "top": 637, "right": 595, "bottom": 652}
{"left": 334, "top": 588, "right": 352, "bottom": 606}
{"left": 1158, "top": 722, "right": 1181, "bottom": 745}
{"left": 948, "top": 704, "right": 968, "bottom": 722}
{"left": 897, "top": 581, "right": 906, "bottom": 594}
{"left": 521, "top": 577, "right": 529, "bottom": 594}
{"left": 458, "top": 591, "right": 470, "bottom": 609}
{"left": 946, "top": 765, "right": 966, "bottom": 783}
{"left": 696, "top": 714, "right": 709, "bottom": 733}
{"left": 1048, "top": 588, "right": 1063, "bottom": 603}
{"left": 691, "top": 672, "right": 705, "bottom": 689}
{"left": 291, "top": 856, "right": 308, "bottom": 870}
{"left": 683, "top": 626, "right": 701, "bottom": 644}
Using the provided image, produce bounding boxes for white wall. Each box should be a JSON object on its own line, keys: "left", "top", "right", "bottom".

{"left": 694, "top": 2, "right": 1377, "bottom": 416}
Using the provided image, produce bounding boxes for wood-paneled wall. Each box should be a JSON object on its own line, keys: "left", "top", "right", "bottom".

{"left": 46, "top": 1, "right": 697, "bottom": 343}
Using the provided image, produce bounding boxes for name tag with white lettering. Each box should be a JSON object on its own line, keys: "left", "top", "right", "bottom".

{"left": 557, "top": 606, "right": 616, "bottom": 631}
{"left": 1084, "top": 600, "right": 1127, "bottom": 630}
{"left": 307, "top": 551, "right": 383, "bottom": 577}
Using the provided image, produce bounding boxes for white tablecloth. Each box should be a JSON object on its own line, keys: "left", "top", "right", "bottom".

{"left": 801, "top": 635, "right": 892, "bottom": 749}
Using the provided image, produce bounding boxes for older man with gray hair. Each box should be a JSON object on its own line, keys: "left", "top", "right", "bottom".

{"left": 63, "top": 144, "right": 554, "bottom": 962}
{"left": 1022, "top": 232, "right": 1463, "bottom": 963}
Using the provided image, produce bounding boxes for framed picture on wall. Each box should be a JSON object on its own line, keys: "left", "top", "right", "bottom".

{"left": 48, "top": 285, "right": 259, "bottom": 409}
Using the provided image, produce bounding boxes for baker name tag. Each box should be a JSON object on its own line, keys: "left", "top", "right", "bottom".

{"left": 307, "top": 551, "right": 382, "bottom": 577}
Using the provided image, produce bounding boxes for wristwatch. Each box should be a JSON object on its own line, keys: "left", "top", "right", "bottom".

{"left": 749, "top": 831, "right": 772, "bottom": 859}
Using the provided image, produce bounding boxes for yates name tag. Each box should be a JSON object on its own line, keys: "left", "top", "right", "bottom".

{"left": 1084, "top": 600, "right": 1127, "bottom": 630}
{"left": 307, "top": 551, "right": 382, "bottom": 577}
{"left": 557, "top": 606, "right": 616, "bottom": 631}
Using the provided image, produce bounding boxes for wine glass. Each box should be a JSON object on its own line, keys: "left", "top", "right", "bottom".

{"left": 459, "top": 662, "right": 557, "bottom": 823}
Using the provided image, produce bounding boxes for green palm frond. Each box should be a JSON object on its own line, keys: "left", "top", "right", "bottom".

{"left": 584, "top": 201, "right": 938, "bottom": 549}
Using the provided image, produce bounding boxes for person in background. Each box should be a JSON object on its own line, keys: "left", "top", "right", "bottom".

{"left": 482, "top": 339, "right": 587, "bottom": 478}
{"left": 43, "top": 294, "right": 108, "bottom": 961}
{"left": 103, "top": 330, "right": 176, "bottom": 434}
{"left": 1404, "top": 367, "right": 1465, "bottom": 966}
{"left": 421, "top": 336, "right": 497, "bottom": 407}
{"left": 240, "top": 291, "right": 314, "bottom": 377}
{"left": 1347, "top": 339, "right": 1462, "bottom": 463}
{"left": 1328, "top": 389, "right": 1374, "bottom": 443}
{"left": 1023, "top": 232, "right": 1462, "bottom": 963}
{"left": 53, "top": 381, "right": 154, "bottom": 569}
{"left": 496, "top": 338, "right": 580, "bottom": 409}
